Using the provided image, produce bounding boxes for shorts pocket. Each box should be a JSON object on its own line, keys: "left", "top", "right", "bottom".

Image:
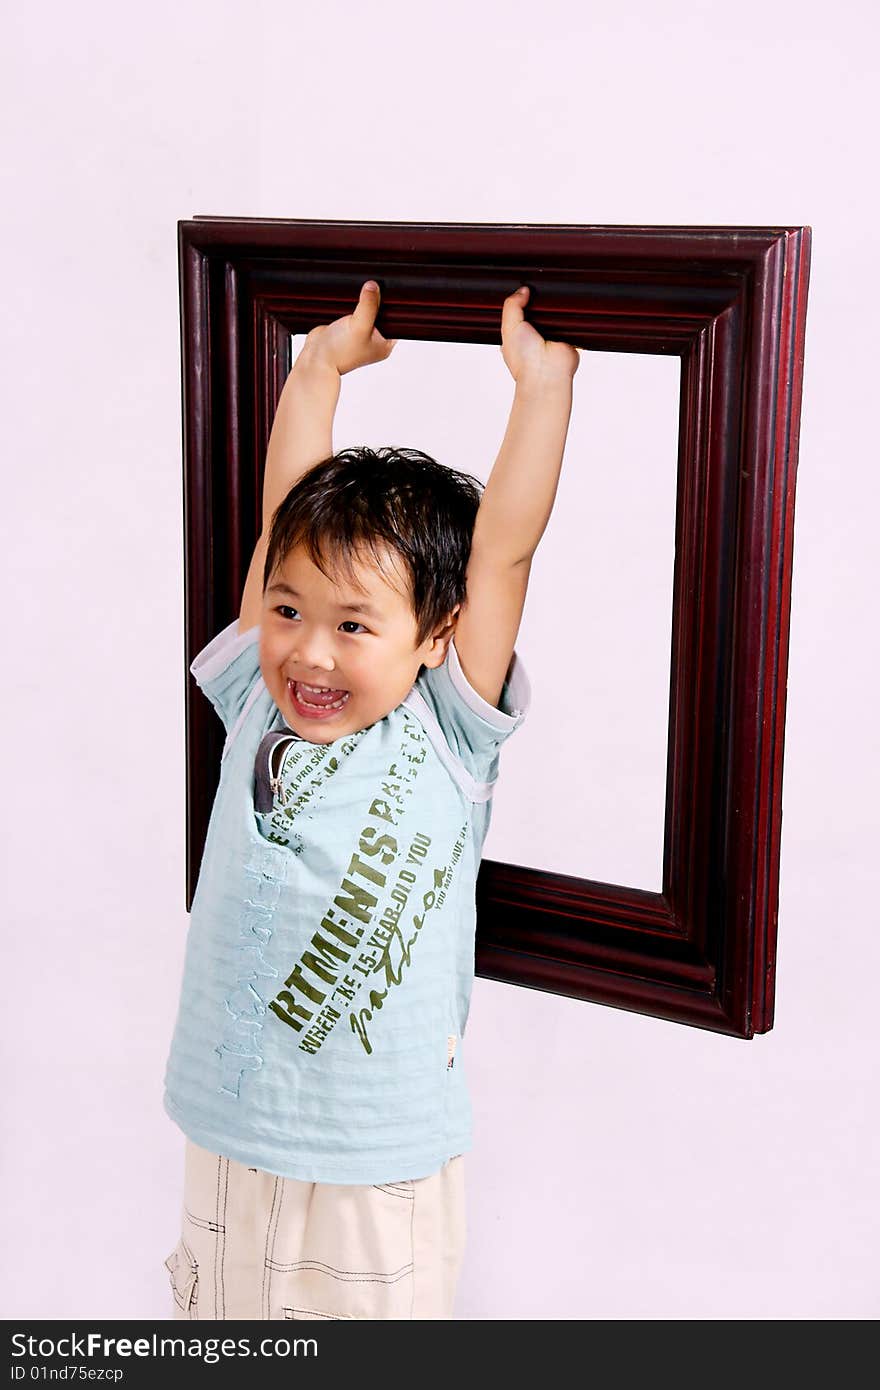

{"left": 268, "top": 1180, "right": 415, "bottom": 1320}
{"left": 164, "top": 1236, "right": 199, "bottom": 1320}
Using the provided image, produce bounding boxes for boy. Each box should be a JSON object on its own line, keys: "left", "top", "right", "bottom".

{"left": 163, "top": 281, "right": 578, "bottom": 1320}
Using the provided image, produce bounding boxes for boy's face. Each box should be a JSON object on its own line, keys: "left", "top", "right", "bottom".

{"left": 259, "top": 541, "right": 456, "bottom": 744}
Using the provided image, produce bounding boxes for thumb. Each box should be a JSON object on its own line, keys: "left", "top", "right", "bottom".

{"left": 502, "top": 284, "right": 530, "bottom": 333}
{"left": 352, "top": 280, "right": 380, "bottom": 329}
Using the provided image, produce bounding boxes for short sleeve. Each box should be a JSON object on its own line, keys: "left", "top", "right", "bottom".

{"left": 413, "top": 633, "right": 531, "bottom": 782}
{"left": 190, "top": 619, "right": 262, "bottom": 736}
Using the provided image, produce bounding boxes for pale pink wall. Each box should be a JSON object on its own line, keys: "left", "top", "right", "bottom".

{"left": 3, "top": 0, "right": 877, "bottom": 1319}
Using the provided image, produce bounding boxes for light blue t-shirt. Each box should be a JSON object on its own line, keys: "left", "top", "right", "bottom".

{"left": 163, "top": 618, "right": 531, "bottom": 1184}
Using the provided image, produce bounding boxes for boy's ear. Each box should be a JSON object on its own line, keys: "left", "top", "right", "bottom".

{"left": 421, "top": 606, "right": 461, "bottom": 668}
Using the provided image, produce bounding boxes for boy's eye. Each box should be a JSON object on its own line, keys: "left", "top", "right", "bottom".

{"left": 276, "top": 605, "right": 367, "bottom": 635}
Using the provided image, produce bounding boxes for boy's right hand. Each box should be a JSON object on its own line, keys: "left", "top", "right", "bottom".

{"left": 302, "top": 281, "right": 398, "bottom": 376}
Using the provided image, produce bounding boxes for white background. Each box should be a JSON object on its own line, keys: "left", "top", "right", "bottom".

{"left": 2, "top": 0, "right": 877, "bottom": 1319}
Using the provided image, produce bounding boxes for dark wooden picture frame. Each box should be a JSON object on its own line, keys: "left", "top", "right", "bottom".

{"left": 179, "top": 217, "right": 811, "bottom": 1041}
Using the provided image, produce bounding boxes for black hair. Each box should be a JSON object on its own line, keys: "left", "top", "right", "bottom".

{"left": 262, "top": 446, "right": 484, "bottom": 647}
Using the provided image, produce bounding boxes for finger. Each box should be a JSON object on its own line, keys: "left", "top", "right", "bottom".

{"left": 351, "top": 280, "right": 381, "bottom": 334}
{"left": 502, "top": 284, "right": 530, "bottom": 330}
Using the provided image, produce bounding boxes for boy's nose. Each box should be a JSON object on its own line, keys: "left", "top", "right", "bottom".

{"left": 288, "top": 636, "right": 338, "bottom": 675}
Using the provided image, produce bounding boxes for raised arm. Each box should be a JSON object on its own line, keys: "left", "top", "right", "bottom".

{"left": 237, "top": 351, "right": 340, "bottom": 633}
{"left": 238, "top": 282, "right": 396, "bottom": 634}
{"left": 261, "top": 348, "right": 341, "bottom": 533}
{"left": 453, "top": 287, "right": 579, "bottom": 707}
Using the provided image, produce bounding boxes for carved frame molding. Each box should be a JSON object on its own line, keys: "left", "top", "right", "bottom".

{"left": 179, "top": 217, "right": 811, "bottom": 1040}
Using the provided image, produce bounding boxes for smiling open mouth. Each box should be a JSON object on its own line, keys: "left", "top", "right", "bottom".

{"left": 288, "top": 680, "right": 351, "bottom": 716}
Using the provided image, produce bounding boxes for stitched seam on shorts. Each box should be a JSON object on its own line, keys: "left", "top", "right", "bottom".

{"left": 408, "top": 1184, "right": 416, "bottom": 1319}
{"left": 284, "top": 1307, "right": 358, "bottom": 1320}
{"left": 266, "top": 1259, "right": 414, "bottom": 1285}
{"left": 216, "top": 1157, "right": 229, "bottom": 1320}
{"left": 184, "top": 1207, "right": 225, "bottom": 1233}
{"left": 262, "top": 1176, "right": 283, "bottom": 1319}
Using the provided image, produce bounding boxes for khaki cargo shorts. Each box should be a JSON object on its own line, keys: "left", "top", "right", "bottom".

{"left": 164, "top": 1138, "right": 467, "bottom": 1321}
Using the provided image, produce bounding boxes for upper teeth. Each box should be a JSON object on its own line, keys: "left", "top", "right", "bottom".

{"left": 298, "top": 682, "right": 341, "bottom": 693}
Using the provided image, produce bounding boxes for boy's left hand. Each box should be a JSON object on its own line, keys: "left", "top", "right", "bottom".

{"left": 500, "top": 285, "right": 580, "bottom": 386}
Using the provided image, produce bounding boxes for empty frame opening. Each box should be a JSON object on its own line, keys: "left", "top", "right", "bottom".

{"left": 288, "top": 333, "right": 680, "bottom": 893}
